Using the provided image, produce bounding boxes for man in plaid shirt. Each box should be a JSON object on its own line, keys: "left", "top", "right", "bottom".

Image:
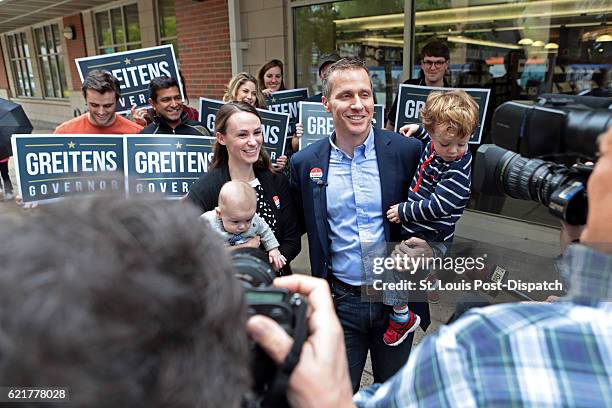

{"left": 247, "top": 127, "right": 612, "bottom": 407}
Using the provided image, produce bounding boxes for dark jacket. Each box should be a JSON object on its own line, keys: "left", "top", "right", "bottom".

{"left": 140, "top": 111, "right": 211, "bottom": 136}
{"left": 187, "top": 163, "right": 301, "bottom": 264}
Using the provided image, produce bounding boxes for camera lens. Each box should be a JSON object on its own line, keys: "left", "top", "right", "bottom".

{"left": 501, "top": 155, "right": 568, "bottom": 206}
{"left": 231, "top": 248, "right": 276, "bottom": 288}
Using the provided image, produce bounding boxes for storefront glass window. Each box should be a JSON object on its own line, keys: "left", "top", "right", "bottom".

{"left": 158, "top": 0, "right": 177, "bottom": 53}
{"left": 293, "top": 1, "right": 405, "bottom": 107}
{"left": 413, "top": 0, "right": 611, "bottom": 226}
{"left": 7, "top": 32, "right": 36, "bottom": 97}
{"left": 34, "top": 24, "right": 68, "bottom": 98}
{"left": 95, "top": 3, "right": 141, "bottom": 54}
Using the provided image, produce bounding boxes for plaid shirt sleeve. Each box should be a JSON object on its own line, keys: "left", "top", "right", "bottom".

{"left": 354, "top": 294, "right": 612, "bottom": 407}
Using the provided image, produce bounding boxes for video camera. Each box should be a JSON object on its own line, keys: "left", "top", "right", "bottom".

{"left": 473, "top": 94, "right": 612, "bottom": 225}
{"left": 232, "top": 248, "right": 307, "bottom": 408}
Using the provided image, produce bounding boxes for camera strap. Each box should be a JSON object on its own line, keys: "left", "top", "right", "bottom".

{"left": 263, "top": 299, "right": 308, "bottom": 407}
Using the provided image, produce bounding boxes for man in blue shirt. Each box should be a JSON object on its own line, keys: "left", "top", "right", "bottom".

{"left": 288, "top": 58, "right": 428, "bottom": 391}
{"left": 250, "top": 126, "right": 612, "bottom": 406}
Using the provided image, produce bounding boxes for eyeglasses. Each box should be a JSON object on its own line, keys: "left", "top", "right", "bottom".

{"left": 422, "top": 60, "right": 447, "bottom": 68}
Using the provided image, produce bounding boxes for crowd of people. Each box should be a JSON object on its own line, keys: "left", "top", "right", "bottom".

{"left": 0, "top": 39, "right": 610, "bottom": 407}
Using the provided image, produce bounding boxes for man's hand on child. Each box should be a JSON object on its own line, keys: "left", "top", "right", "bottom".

{"left": 398, "top": 123, "right": 419, "bottom": 137}
{"left": 269, "top": 248, "right": 287, "bottom": 271}
{"left": 386, "top": 204, "right": 401, "bottom": 223}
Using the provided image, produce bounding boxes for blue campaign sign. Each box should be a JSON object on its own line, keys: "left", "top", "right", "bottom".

{"left": 11, "top": 134, "right": 125, "bottom": 203}
{"left": 298, "top": 102, "right": 385, "bottom": 149}
{"left": 198, "top": 98, "right": 289, "bottom": 162}
{"left": 125, "top": 135, "right": 215, "bottom": 198}
{"left": 393, "top": 84, "right": 490, "bottom": 144}
{"left": 266, "top": 88, "right": 309, "bottom": 122}
{"left": 75, "top": 45, "right": 182, "bottom": 114}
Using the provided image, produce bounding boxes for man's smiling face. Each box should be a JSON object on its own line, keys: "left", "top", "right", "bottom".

{"left": 322, "top": 67, "right": 374, "bottom": 142}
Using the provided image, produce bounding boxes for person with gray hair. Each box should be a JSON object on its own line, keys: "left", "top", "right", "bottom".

{"left": 0, "top": 194, "right": 250, "bottom": 407}
{"left": 54, "top": 69, "right": 143, "bottom": 134}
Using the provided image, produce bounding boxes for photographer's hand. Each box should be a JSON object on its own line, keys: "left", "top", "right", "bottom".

{"left": 246, "top": 275, "right": 355, "bottom": 408}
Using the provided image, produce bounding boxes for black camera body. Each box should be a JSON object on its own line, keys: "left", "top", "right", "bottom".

{"left": 491, "top": 94, "right": 611, "bottom": 160}
{"left": 232, "top": 248, "right": 307, "bottom": 408}
{"left": 474, "top": 95, "right": 612, "bottom": 225}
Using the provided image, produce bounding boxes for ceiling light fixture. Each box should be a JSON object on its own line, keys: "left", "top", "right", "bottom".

{"left": 544, "top": 42, "right": 559, "bottom": 49}
{"left": 596, "top": 34, "right": 612, "bottom": 42}
{"left": 532, "top": 40, "right": 545, "bottom": 47}
{"left": 518, "top": 38, "right": 533, "bottom": 45}
{"left": 447, "top": 35, "right": 521, "bottom": 49}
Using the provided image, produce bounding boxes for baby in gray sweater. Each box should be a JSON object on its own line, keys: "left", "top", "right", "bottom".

{"left": 200, "top": 180, "right": 286, "bottom": 270}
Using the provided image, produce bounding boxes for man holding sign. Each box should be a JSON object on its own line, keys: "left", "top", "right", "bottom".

{"left": 385, "top": 41, "right": 450, "bottom": 131}
{"left": 54, "top": 70, "right": 143, "bottom": 135}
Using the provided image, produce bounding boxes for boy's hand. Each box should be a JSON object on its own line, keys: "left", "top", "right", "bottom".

{"left": 268, "top": 248, "right": 287, "bottom": 271}
{"left": 398, "top": 123, "right": 419, "bottom": 137}
{"left": 386, "top": 204, "right": 401, "bottom": 223}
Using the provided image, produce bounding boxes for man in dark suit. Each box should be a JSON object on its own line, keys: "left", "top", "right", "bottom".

{"left": 289, "top": 57, "right": 432, "bottom": 391}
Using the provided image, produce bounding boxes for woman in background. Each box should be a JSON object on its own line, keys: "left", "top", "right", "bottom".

{"left": 223, "top": 72, "right": 267, "bottom": 109}
{"left": 256, "top": 60, "right": 302, "bottom": 168}
{"left": 257, "top": 59, "right": 286, "bottom": 97}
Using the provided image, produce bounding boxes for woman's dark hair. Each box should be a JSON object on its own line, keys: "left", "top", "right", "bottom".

{"left": 257, "top": 59, "right": 286, "bottom": 92}
{"left": 210, "top": 101, "right": 272, "bottom": 171}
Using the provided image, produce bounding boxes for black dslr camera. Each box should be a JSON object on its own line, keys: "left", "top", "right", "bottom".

{"left": 473, "top": 94, "right": 612, "bottom": 225}
{"left": 232, "top": 248, "right": 307, "bottom": 408}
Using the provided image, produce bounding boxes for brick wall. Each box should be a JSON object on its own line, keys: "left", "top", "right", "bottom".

{"left": 176, "top": 0, "right": 232, "bottom": 101}
{"left": 63, "top": 13, "right": 88, "bottom": 91}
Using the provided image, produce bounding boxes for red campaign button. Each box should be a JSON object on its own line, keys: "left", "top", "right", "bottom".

{"left": 309, "top": 167, "right": 323, "bottom": 182}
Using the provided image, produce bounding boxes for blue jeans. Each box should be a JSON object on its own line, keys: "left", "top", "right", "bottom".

{"left": 331, "top": 281, "right": 415, "bottom": 393}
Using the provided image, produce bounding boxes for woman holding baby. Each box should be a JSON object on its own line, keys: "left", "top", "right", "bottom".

{"left": 187, "top": 102, "right": 301, "bottom": 275}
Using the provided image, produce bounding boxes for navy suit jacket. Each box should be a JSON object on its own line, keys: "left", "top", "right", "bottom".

{"left": 289, "top": 127, "right": 430, "bottom": 328}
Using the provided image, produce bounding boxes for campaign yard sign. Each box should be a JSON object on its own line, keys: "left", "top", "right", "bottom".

{"left": 11, "top": 135, "right": 125, "bottom": 203}
{"left": 199, "top": 98, "right": 289, "bottom": 162}
{"left": 266, "top": 88, "right": 308, "bottom": 121}
{"left": 124, "top": 135, "right": 215, "bottom": 197}
{"left": 393, "top": 84, "right": 490, "bottom": 144}
{"left": 298, "top": 102, "right": 385, "bottom": 149}
{"left": 75, "top": 45, "right": 182, "bottom": 114}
